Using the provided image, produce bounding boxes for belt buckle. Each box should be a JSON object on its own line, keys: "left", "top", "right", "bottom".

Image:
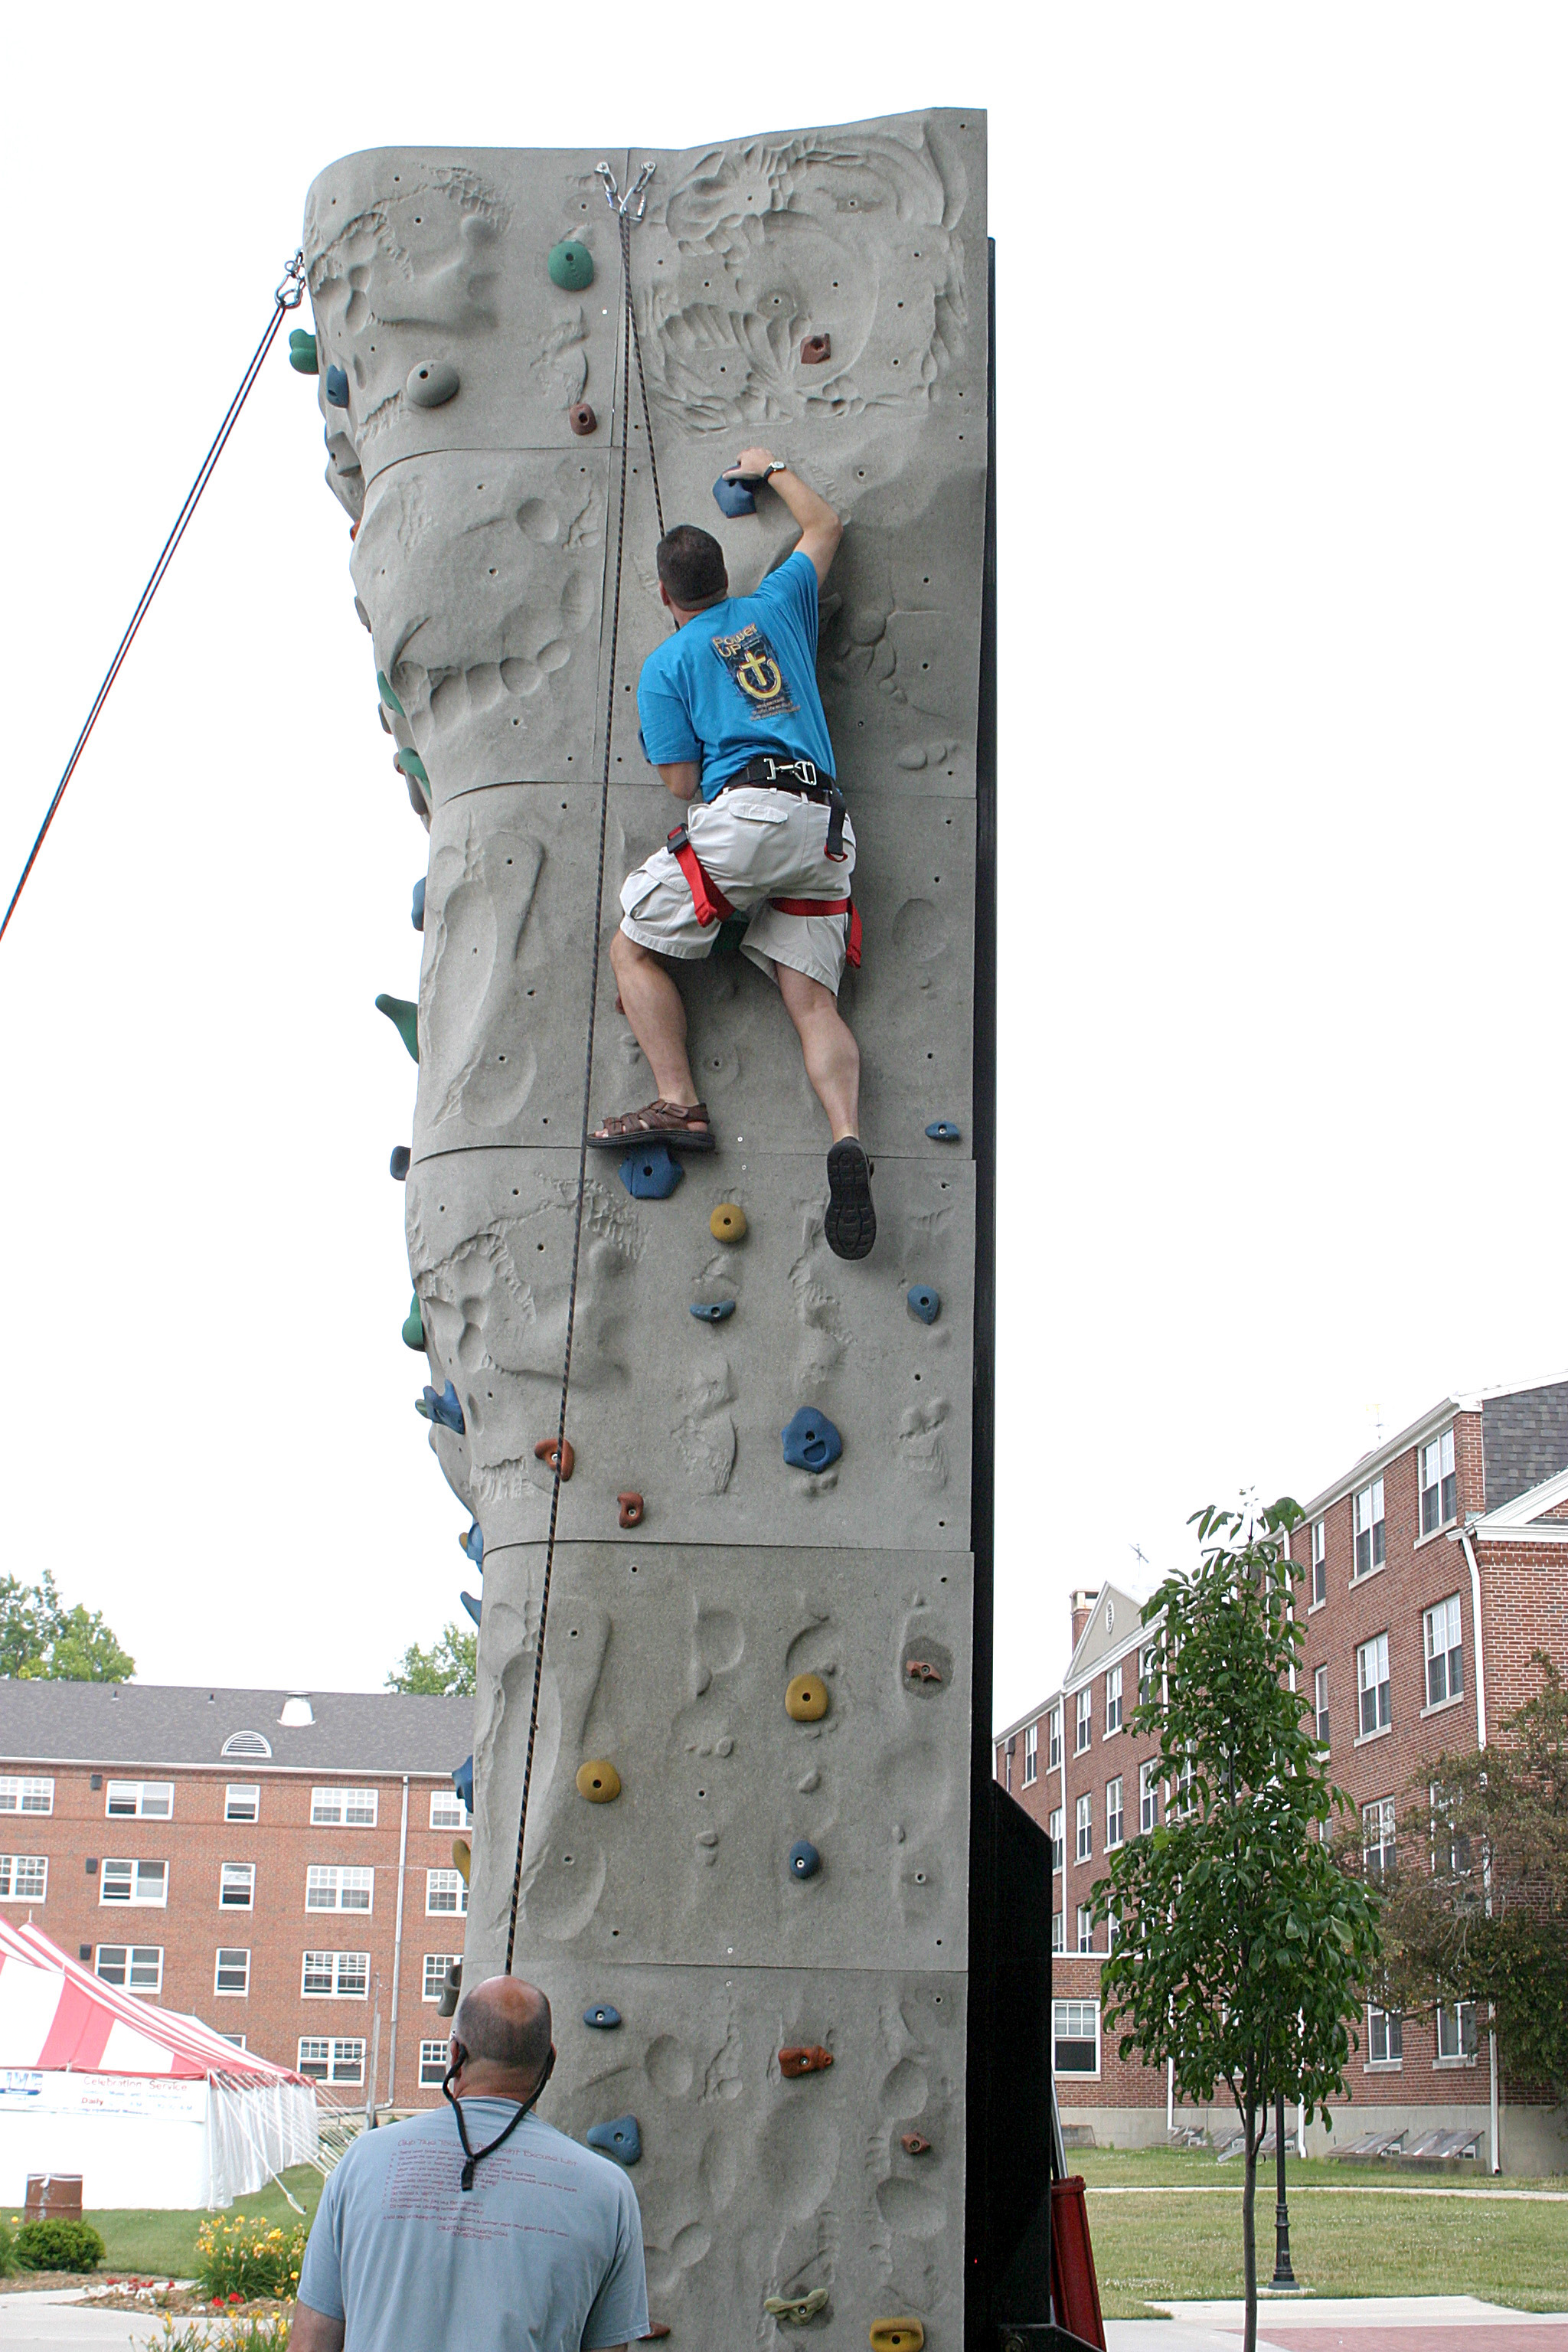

{"left": 795, "top": 759, "right": 818, "bottom": 789}
{"left": 761, "top": 756, "right": 781, "bottom": 784}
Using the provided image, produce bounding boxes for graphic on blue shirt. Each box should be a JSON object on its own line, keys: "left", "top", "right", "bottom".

{"left": 709, "top": 619, "right": 797, "bottom": 720}
{"left": 637, "top": 549, "right": 835, "bottom": 800}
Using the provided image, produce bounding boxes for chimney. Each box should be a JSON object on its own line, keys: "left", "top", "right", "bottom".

{"left": 1070, "top": 1589, "right": 1097, "bottom": 1651}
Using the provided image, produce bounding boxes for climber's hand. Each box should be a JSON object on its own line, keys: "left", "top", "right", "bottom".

{"left": 724, "top": 447, "right": 779, "bottom": 482}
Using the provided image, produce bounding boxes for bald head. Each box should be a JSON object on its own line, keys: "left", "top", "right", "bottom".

{"left": 451, "top": 1975, "right": 553, "bottom": 2098}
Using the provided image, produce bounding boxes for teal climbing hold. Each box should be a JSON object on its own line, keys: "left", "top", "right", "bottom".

{"left": 325, "top": 364, "right": 349, "bottom": 408}
{"left": 782, "top": 1407, "right": 842, "bottom": 1474}
{"left": 288, "top": 328, "right": 318, "bottom": 374}
{"left": 583, "top": 2003, "right": 622, "bottom": 2030}
{"left": 586, "top": 2115, "right": 641, "bottom": 2165}
{"left": 402, "top": 1293, "right": 425, "bottom": 1351}
{"left": 397, "top": 748, "right": 430, "bottom": 791}
{"left": 547, "top": 240, "right": 594, "bottom": 291}
{"left": 689, "top": 1299, "right": 736, "bottom": 1323}
{"left": 925, "top": 1119, "right": 962, "bottom": 1142}
{"left": 377, "top": 671, "right": 406, "bottom": 720}
{"left": 375, "top": 993, "right": 419, "bottom": 1063}
{"left": 460, "top": 1589, "right": 481, "bottom": 1628}
{"left": 906, "top": 1285, "right": 941, "bottom": 1325}
{"left": 788, "top": 1838, "right": 822, "bottom": 1881}
{"left": 619, "top": 1142, "right": 684, "bottom": 1200}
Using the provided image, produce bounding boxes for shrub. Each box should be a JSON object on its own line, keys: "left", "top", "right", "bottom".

{"left": 0, "top": 2220, "right": 15, "bottom": 2276}
{"left": 142, "top": 2321, "right": 292, "bottom": 2352}
{"left": 14, "top": 2216, "right": 106, "bottom": 2272}
{"left": 192, "top": 2215, "right": 305, "bottom": 2304}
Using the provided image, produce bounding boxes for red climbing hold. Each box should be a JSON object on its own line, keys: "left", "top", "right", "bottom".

{"left": 644, "top": 2329, "right": 671, "bottom": 2342}
{"left": 900, "top": 2132, "right": 933, "bottom": 2156}
{"left": 779, "top": 2045, "right": 834, "bottom": 2079}
{"left": 906, "top": 1660, "right": 943, "bottom": 1685}
{"left": 534, "top": 1437, "right": 575, "bottom": 1480}
{"left": 570, "top": 401, "right": 598, "bottom": 436}
{"left": 618, "top": 1492, "right": 644, "bottom": 1529}
{"left": 800, "top": 333, "right": 831, "bottom": 364}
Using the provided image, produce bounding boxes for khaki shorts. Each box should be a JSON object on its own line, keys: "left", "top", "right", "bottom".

{"left": 619, "top": 787, "right": 858, "bottom": 994}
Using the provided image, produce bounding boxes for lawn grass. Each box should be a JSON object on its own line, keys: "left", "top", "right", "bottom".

{"left": 80, "top": 2167, "right": 325, "bottom": 2281}
{"left": 1076, "top": 2146, "right": 1568, "bottom": 2318}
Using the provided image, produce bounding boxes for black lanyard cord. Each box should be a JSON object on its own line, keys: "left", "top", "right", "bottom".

{"left": 442, "top": 2076, "right": 536, "bottom": 2190}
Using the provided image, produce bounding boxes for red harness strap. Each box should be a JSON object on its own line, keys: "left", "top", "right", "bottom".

{"left": 770, "top": 895, "right": 862, "bottom": 969}
{"left": 666, "top": 828, "right": 862, "bottom": 968}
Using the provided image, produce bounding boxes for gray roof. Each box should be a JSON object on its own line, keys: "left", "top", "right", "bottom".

{"left": 0, "top": 1682, "right": 475, "bottom": 1775}
{"left": 1483, "top": 1380, "right": 1568, "bottom": 1511}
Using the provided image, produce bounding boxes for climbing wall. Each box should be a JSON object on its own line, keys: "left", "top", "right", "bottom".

{"left": 304, "top": 108, "right": 990, "bottom": 2347}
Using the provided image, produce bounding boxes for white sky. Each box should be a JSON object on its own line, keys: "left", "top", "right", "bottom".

{"left": 2, "top": 7, "right": 1563, "bottom": 1726}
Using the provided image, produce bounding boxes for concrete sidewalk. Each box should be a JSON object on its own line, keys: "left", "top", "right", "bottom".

{"left": 0, "top": 2289, "right": 216, "bottom": 2347}
{"left": 1106, "top": 2296, "right": 1568, "bottom": 2352}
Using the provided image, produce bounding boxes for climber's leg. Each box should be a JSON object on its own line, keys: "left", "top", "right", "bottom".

{"left": 586, "top": 932, "right": 715, "bottom": 1145}
{"left": 776, "top": 966, "right": 860, "bottom": 1141}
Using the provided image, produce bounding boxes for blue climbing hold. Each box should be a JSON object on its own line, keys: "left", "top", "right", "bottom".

{"left": 459, "top": 1589, "right": 481, "bottom": 1628}
{"left": 586, "top": 2115, "right": 642, "bottom": 2166}
{"left": 411, "top": 878, "right": 426, "bottom": 931}
{"left": 712, "top": 472, "right": 760, "bottom": 518}
{"left": 925, "top": 1119, "right": 962, "bottom": 1142}
{"left": 452, "top": 1755, "right": 474, "bottom": 1810}
{"left": 788, "top": 1838, "right": 822, "bottom": 1882}
{"left": 390, "top": 1145, "right": 410, "bottom": 1181}
{"left": 906, "top": 1285, "right": 941, "bottom": 1326}
{"left": 325, "top": 364, "right": 349, "bottom": 409}
{"left": 782, "top": 1407, "right": 842, "bottom": 1474}
{"left": 619, "top": 1142, "right": 684, "bottom": 1200}
{"left": 689, "top": 1299, "right": 736, "bottom": 1324}
{"left": 417, "top": 1380, "right": 465, "bottom": 1433}
{"left": 461, "top": 1522, "right": 484, "bottom": 1572}
{"left": 583, "top": 2003, "right": 622, "bottom": 2030}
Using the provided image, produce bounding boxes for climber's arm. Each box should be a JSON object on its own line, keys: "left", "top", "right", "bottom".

{"left": 727, "top": 448, "right": 843, "bottom": 586}
{"left": 656, "top": 761, "right": 702, "bottom": 803}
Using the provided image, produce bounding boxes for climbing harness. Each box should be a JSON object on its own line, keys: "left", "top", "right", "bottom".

{"left": 719, "top": 753, "right": 850, "bottom": 861}
{"left": 0, "top": 252, "right": 309, "bottom": 950}
{"left": 665, "top": 821, "right": 861, "bottom": 969}
{"left": 503, "top": 165, "right": 658, "bottom": 1976}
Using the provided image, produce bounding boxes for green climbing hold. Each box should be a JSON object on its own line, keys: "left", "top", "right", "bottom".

{"left": 377, "top": 671, "right": 406, "bottom": 720}
{"left": 288, "top": 328, "right": 319, "bottom": 375}
{"left": 547, "top": 239, "right": 594, "bottom": 292}
{"left": 402, "top": 1292, "right": 425, "bottom": 1351}
{"left": 375, "top": 992, "right": 420, "bottom": 1063}
{"left": 396, "top": 748, "right": 430, "bottom": 790}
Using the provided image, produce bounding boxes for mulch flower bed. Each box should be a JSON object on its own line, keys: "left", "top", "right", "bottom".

{"left": 67, "top": 2278, "right": 293, "bottom": 2316}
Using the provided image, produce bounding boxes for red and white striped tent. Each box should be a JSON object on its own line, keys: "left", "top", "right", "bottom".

{"left": 0, "top": 1918, "right": 318, "bottom": 2208}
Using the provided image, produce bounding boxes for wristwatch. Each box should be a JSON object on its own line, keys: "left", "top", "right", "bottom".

{"left": 761, "top": 459, "right": 789, "bottom": 481}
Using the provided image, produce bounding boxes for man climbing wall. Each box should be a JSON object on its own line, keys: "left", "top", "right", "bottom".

{"left": 589, "top": 450, "right": 874, "bottom": 1262}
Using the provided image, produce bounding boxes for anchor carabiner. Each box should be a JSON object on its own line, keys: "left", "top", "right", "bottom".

{"left": 596, "top": 160, "right": 656, "bottom": 220}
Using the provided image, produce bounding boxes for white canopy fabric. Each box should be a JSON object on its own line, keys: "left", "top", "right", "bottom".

{"left": 0, "top": 1919, "right": 318, "bottom": 2207}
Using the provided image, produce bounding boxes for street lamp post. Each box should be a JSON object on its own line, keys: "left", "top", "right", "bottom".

{"left": 1269, "top": 2090, "right": 1298, "bottom": 2288}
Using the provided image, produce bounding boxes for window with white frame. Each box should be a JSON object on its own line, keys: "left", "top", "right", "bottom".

{"left": 1311, "top": 1518, "right": 1326, "bottom": 1606}
{"left": 1074, "top": 1689, "right": 1092, "bottom": 1753}
{"left": 1138, "top": 1643, "right": 1158, "bottom": 1708}
{"left": 0, "top": 1776, "right": 54, "bottom": 1816}
{"left": 1357, "top": 1633, "right": 1391, "bottom": 1736}
{"left": 1047, "top": 1705, "right": 1063, "bottom": 1770}
{"left": 310, "top": 1788, "right": 377, "bottom": 1828}
{"left": 430, "top": 1790, "right": 469, "bottom": 1832}
{"left": 1436, "top": 2001, "right": 1478, "bottom": 2063}
{"left": 224, "top": 1785, "right": 260, "bottom": 1823}
{"left": 1354, "top": 1479, "right": 1386, "bottom": 1579}
{"left": 1173, "top": 1754, "right": 1196, "bottom": 1816}
{"left": 1139, "top": 1760, "right": 1161, "bottom": 1834}
{"left": 1420, "top": 1428, "right": 1457, "bottom": 1537}
{"left": 305, "top": 1866, "right": 373, "bottom": 1913}
{"left": 1053, "top": 1999, "right": 1099, "bottom": 2076}
{"left": 1050, "top": 1910, "right": 1064, "bottom": 1954}
{"left": 1367, "top": 2006, "right": 1403, "bottom": 2066}
{"left": 1105, "top": 1664, "right": 1122, "bottom": 1736}
{"left": 420, "top": 2039, "right": 450, "bottom": 2087}
{"left": 1430, "top": 1783, "right": 1472, "bottom": 1879}
{"left": 1363, "top": 1796, "right": 1396, "bottom": 1884}
{"left": 218, "top": 2034, "right": 247, "bottom": 2050}
{"left": 100, "top": 1859, "right": 167, "bottom": 1908}
{"left": 1315, "top": 1664, "right": 1329, "bottom": 1748}
{"left": 297, "top": 2037, "right": 365, "bottom": 2085}
{"left": 1076, "top": 1903, "right": 1094, "bottom": 1954}
{"left": 1106, "top": 1775, "right": 1124, "bottom": 1851}
{"left": 1023, "top": 1721, "right": 1039, "bottom": 1786}
{"left": 214, "top": 1948, "right": 250, "bottom": 1997}
{"left": 1106, "top": 1906, "right": 1119, "bottom": 1952}
{"left": 220, "top": 1863, "right": 255, "bottom": 1910}
{"left": 106, "top": 1780, "right": 173, "bottom": 1819}
{"left": 423, "top": 1953, "right": 460, "bottom": 2003}
{"left": 1048, "top": 1808, "right": 1063, "bottom": 1875}
{"left": 1424, "top": 1595, "right": 1464, "bottom": 1707}
{"left": 96, "top": 1944, "right": 162, "bottom": 1993}
{"left": 302, "top": 1950, "right": 370, "bottom": 1998}
{"left": 0, "top": 1856, "right": 47, "bottom": 1902}
{"left": 426, "top": 1868, "right": 468, "bottom": 1916}
{"left": 1001, "top": 1742, "right": 1012, "bottom": 1792}
{"left": 1075, "top": 1793, "right": 1092, "bottom": 1863}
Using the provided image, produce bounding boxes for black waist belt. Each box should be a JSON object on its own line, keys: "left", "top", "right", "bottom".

{"left": 714, "top": 753, "right": 848, "bottom": 862}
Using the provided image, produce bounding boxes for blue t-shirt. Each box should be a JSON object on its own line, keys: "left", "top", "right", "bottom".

{"left": 638, "top": 549, "right": 836, "bottom": 800}
{"left": 296, "top": 2101, "right": 648, "bottom": 2352}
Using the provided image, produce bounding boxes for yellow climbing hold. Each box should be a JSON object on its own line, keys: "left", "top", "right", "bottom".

{"left": 786, "top": 1674, "right": 830, "bottom": 1723}
{"left": 576, "top": 1760, "right": 622, "bottom": 1804}
{"left": 868, "top": 2325, "right": 924, "bottom": 2352}
{"left": 710, "top": 1203, "right": 747, "bottom": 1243}
{"left": 452, "top": 1836, "right": 471, "bottom": 1884}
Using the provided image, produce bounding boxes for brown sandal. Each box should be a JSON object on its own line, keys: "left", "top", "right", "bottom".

{"left": 586, "top": 1099, "right": 717, "bottom": 1152}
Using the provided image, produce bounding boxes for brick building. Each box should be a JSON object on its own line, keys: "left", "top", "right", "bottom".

{"left": 994, "top": 1375, "right": 1568, "bottom": 2174}
{"left": 0, "top": 1684, "right": 475, "bottom": 2111}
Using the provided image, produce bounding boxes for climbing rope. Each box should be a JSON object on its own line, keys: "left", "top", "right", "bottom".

{"left": 505, "top": 164, "right": 662, "bottom": 1974}
{"left": 0, "top": 253, "right": 309, "bottom": 951}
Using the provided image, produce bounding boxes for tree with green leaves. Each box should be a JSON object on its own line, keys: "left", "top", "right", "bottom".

{"left": 1093, "top": 1499, "right": 1382, "bottom": 2352}
{"left": 0, "top": 1572, "right": 134, "bottom": 1682}
{"left": 385, "top": 1622, "right": 476, "bottom": 1697}
{"left": 1374, "top": 1651, "right": 1568, "bottom": 2105}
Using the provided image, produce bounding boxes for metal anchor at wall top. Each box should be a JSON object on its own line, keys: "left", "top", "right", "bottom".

{"left": 596, "top": 160, "right": 656, "bottom": 219}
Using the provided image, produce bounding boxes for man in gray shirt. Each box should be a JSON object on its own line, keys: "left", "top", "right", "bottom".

{"left": 289, "top": 1975, "right": 648, "bottom": 2352}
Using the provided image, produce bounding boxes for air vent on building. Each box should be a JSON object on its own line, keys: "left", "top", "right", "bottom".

{"left": 278, "top": 1694, "right": 315, "bottom": 1727}
{"left": 220, "top": 1731, "right": 273, "bottom": 1759}
{"left": 90, "top": 1774, "right": 102, "bottom": 1791}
